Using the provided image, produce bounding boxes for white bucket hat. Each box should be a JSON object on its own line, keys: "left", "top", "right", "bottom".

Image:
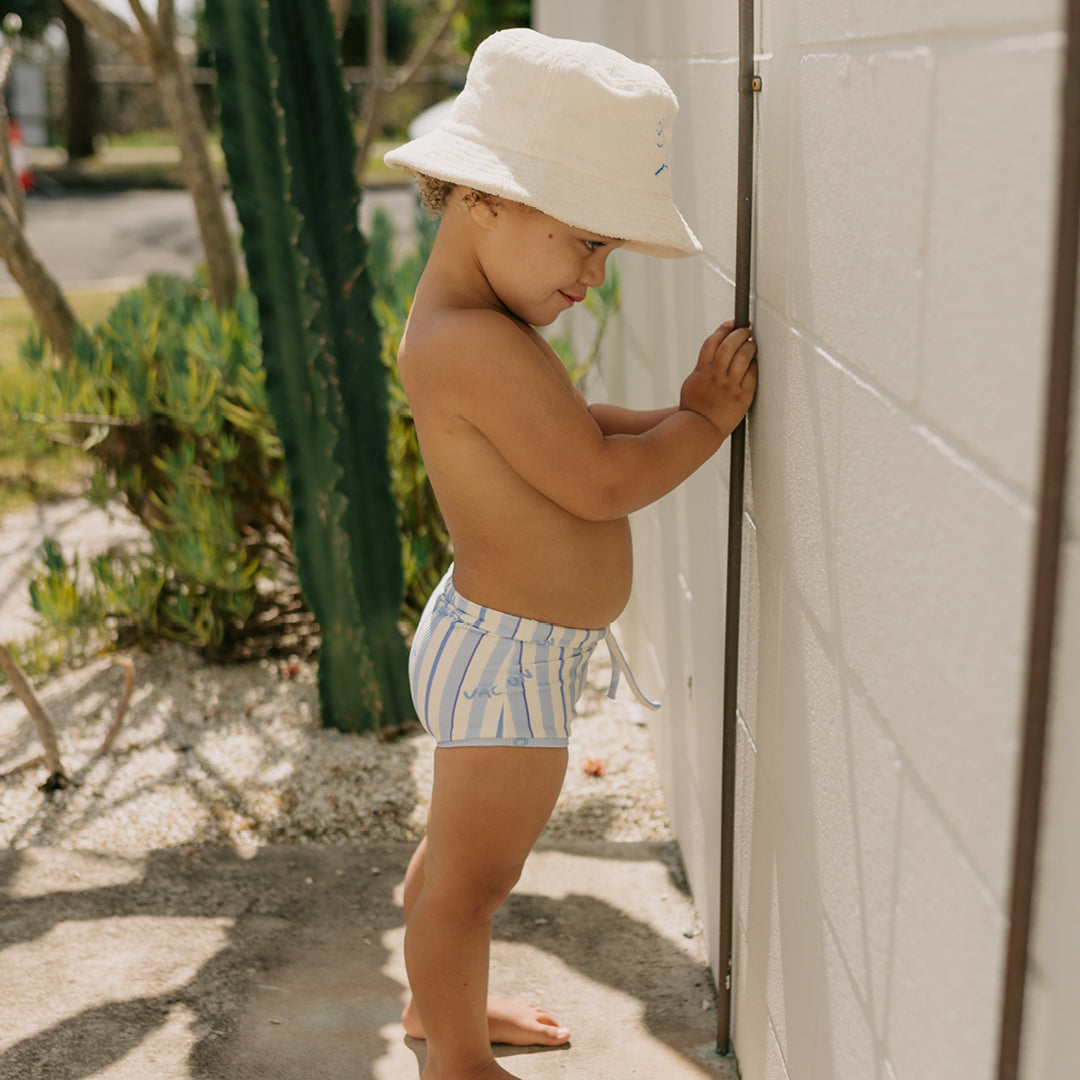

{"left": 383, "top": 28, "right": 702, "bottom": 259}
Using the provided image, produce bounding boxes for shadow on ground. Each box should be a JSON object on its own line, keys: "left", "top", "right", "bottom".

{"left": 0, "top": 842, "right": 737, "bottom": 1080}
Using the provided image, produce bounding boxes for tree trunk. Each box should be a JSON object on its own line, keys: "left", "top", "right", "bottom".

{"left": 356, "top": 0, "right": 386, "bottom": 179}
{"left": 0, "top": 192, "right": 78, "bottom": 361}
{"left": 148, "top": 44, "right": 238, "bottom": 307}
{"left": 63, "top": 0, "right": 238, "bottom": 307}
{"left": 0, "top": 38, "right": 23, "bottom": 225}
{"left": 61, "top": 3, "right": 96, "bottom": 159}
{"left": 354, "top": 0, "right": 468, "bottom": 175}
{"left": 330, "top": 0, "right": 350, "bottom": 39}
{"left": 0, "top": 644, "right": 68, "bottom": 786}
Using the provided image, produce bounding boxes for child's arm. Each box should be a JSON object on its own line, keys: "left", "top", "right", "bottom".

{"left": 430, "top": 316, "right": 756, "bottom": 522}
{"left": 589, "top": 404, "right": 677, "bottom": 435}
{"left": 587, "top": 320, "right": 755, "bottom": 436}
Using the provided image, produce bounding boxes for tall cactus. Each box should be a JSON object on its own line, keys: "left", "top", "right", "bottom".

{"left": 206, "top": 0, "right": 412, "bottom": 733}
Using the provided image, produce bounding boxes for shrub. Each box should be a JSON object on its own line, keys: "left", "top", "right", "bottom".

{"left": 6, "top": 274, "right": 310, "bottom": 660}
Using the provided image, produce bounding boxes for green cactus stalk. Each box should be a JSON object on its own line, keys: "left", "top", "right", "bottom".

{"left": 207, "top": 0, "right": 412, "bottom": 733}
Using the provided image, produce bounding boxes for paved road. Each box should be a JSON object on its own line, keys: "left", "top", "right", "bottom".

{"left": 0, "top": 186, "right": 420, "bottom": 294}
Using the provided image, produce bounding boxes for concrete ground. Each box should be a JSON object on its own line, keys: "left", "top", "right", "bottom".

{"left": 0, "top": 185, "right": 418, "bottom": 295}
{"left": 0, "top": 841, "right": 738, "bottom": 1080}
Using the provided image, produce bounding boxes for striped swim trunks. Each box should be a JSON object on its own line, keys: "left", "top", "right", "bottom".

{"left": 409, "top": 567, "right": 659, "bottom": 748}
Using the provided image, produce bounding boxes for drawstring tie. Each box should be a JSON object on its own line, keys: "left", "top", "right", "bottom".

{"left": 604, "top": 628, "right": 661, "bottom": 711}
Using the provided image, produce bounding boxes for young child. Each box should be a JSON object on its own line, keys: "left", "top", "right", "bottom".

{"left": 384, "top": 27, "right": 756, "bottom": 1080}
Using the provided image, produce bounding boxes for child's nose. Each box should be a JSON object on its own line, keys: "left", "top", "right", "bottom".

{"left": 580, "top": 257, "right": 606, "bottom": 288}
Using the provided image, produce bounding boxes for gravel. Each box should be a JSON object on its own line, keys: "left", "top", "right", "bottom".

{"left": 0, "top": 637, "right": 673, "bottom": 852}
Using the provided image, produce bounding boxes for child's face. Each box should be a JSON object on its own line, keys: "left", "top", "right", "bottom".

{"left": 480, "top": 200, "right": 623, "bottom": 327}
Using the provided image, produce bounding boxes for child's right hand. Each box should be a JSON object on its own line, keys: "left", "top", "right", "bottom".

{"left": 679, "top": 321, "right": 758, "bottom": 437}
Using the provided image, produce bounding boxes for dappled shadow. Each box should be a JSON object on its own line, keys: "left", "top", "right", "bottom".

{"left": 0, "top": 840, "right": 731, "bottom": 1080}
{"left": 0, "top": 643, "right": 423, "bottom": 851}
{"left": 0, "top": 844, "right": 411, "bottom": 1080}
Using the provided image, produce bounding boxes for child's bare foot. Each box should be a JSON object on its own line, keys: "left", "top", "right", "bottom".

{"left": 402, "top": 995, "right": 571, "bottom": 1046}
{"left": 420, "top": 1061, "right": 522, "bottom": 1080}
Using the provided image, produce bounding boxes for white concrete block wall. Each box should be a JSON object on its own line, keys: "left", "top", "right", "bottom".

{"left": 532, "top": 3, "right": 1071, "bottom": 1079}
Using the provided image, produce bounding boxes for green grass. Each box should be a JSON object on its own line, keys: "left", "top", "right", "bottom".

{"left": 0, "top": 290, "right": 119, "bottom": 368}
{"left": 37, "top": 131, "right": 409, "bottom": 192}
{"left": 0, "top": 288, "right": 124, "bottom": 516}
{"left": 99, "top": 128, "right": 190, "bottom": 149}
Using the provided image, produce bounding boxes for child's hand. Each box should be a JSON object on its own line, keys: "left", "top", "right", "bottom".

{"left": 679, "top": 321, "right": 758, "bottom": 436}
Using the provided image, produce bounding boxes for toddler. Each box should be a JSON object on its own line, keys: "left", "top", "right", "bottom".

{"left": 384, "top": 27, "right": 756, "bottom": 1080}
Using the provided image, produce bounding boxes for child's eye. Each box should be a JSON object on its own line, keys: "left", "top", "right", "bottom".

{"left": 583, "top": 239, "right": 602, "bottom": 253}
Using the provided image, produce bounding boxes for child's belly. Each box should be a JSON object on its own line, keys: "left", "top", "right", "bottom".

{"left": 449, "top": 515, "right": 634, "bottom": 630}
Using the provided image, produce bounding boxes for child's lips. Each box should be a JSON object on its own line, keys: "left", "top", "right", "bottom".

{"left": 559, "top": 290, "right": 586, "bottom": 304}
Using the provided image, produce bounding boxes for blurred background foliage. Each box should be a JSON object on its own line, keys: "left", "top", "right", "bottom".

{"left": 0, "top": 0, "right": 633, "bottom": 706}
{"left": 2, "top": 205, "right": 442, "bottom": 668}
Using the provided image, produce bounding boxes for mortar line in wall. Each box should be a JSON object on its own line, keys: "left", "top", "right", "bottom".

{"left": 764, "top": 555, "right": 1013, "bottom": 914}
{"left": 840, "top": 697, "right": 1010, "bottom": 915}
{"left": 911, "top": 23, "right": 938, "bottom": 426}
{"left": 773, "top": 22, "right": 1061, "bottom": 55}
{"left": 748, "top": 691, "right": 1002, "bottom": 1065}
{"left": 814, "top": 893, "right": 898, "bottom": 1079}
{"left": 878, "top": 767, "right": 905, "bottom": 1062}
{"left": 735, "top": 708, "right": 759, "bottom": 755}
{"left": 762, "top": 296, "right": 1041, "bottom": 515}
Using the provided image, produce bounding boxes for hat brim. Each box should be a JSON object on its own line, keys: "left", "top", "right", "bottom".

{"left": 384, "top": 128, "right": 702, "bottom": 260}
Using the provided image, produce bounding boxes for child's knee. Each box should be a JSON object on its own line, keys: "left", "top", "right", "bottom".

{"left": 426, "top": 860, "right": 524, "bottom": 918}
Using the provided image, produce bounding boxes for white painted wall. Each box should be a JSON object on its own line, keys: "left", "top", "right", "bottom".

{"left": 534, "top": 3, "right": 1073, "bottom": 1079}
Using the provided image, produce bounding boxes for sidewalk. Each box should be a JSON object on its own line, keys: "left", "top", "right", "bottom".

{"left": 0, "top": 842, "right": 737, "bottom": 1080}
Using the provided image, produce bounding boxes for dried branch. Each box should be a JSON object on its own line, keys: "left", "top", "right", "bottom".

{"left": 0, "top": 191, "right": 79, "bottom": 362}
{"left": 158, "top": 0, "right": 176, "bottom": 42}
{"left": 125, "top": 0, "right": 163, "bottom": 54}
{"left": 91, "top": 656, "right": 135, "bottom": 760}
{"left": 0, "top": 753, "right": 44, "bottom": 780}
{"left": 388, "top": 0, "right": 466, "bottom": 92}
{"left": 0, "top": 643, "right": 70, "bottom": 791}
{"left": 61, "top": 0, "right": 147, "bottom": 62}
{"left": 356, "top": 0, "right": 466, "bottom": 172}
{"left": 21, "top": 411, "right": 137, "bottom": 427}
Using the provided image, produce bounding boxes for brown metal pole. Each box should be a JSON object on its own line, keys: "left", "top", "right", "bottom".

{"left": 995, "top": 1, "right": 1080, "bottom": 1077}
{"left": 717, "top": 0, "right": 757, "bottom": 1054}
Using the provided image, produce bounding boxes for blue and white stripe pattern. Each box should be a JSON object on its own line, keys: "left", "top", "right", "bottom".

{"left": 409, "top": 567, "right": 607, "bottom": 747}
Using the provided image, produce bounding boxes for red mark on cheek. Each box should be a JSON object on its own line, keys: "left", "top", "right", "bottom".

{"left": 548, "top": 234, "right": 554, "bottom": 240}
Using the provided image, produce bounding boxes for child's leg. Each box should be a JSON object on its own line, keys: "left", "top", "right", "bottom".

{"left": 401, "top": 837, "right": 571, "bottom": 1046}
{"left": 404, "top": 746, "right": 568, "bottom": 1080}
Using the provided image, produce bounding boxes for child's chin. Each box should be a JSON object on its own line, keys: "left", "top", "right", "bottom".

{"left": 529, "top": 306, "right": 565, "bottom": 328}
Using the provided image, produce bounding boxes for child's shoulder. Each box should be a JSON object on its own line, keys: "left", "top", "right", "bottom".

{"left": 399, "top": 305, "right": 549, "bottom": 391}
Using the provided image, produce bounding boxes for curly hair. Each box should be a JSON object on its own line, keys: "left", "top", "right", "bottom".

{"left": 411, "top": 173, "right": 490, "bottom": 216}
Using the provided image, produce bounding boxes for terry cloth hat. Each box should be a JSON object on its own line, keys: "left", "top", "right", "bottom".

{"left": 383, "top": 28, "right": 701, "bottom": 259}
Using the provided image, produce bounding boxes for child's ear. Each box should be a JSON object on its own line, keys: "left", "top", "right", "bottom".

{"left": 464, "top": 191, "right": 503, "bottom": 230}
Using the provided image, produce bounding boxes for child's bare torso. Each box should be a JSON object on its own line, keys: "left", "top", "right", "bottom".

{"left": 398, "top": 306, "right": 633, "bottom": 631}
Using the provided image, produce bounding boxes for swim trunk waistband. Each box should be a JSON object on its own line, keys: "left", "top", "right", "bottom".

{"left": 439, "top": 571, "right": 608, "bottom": 650}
